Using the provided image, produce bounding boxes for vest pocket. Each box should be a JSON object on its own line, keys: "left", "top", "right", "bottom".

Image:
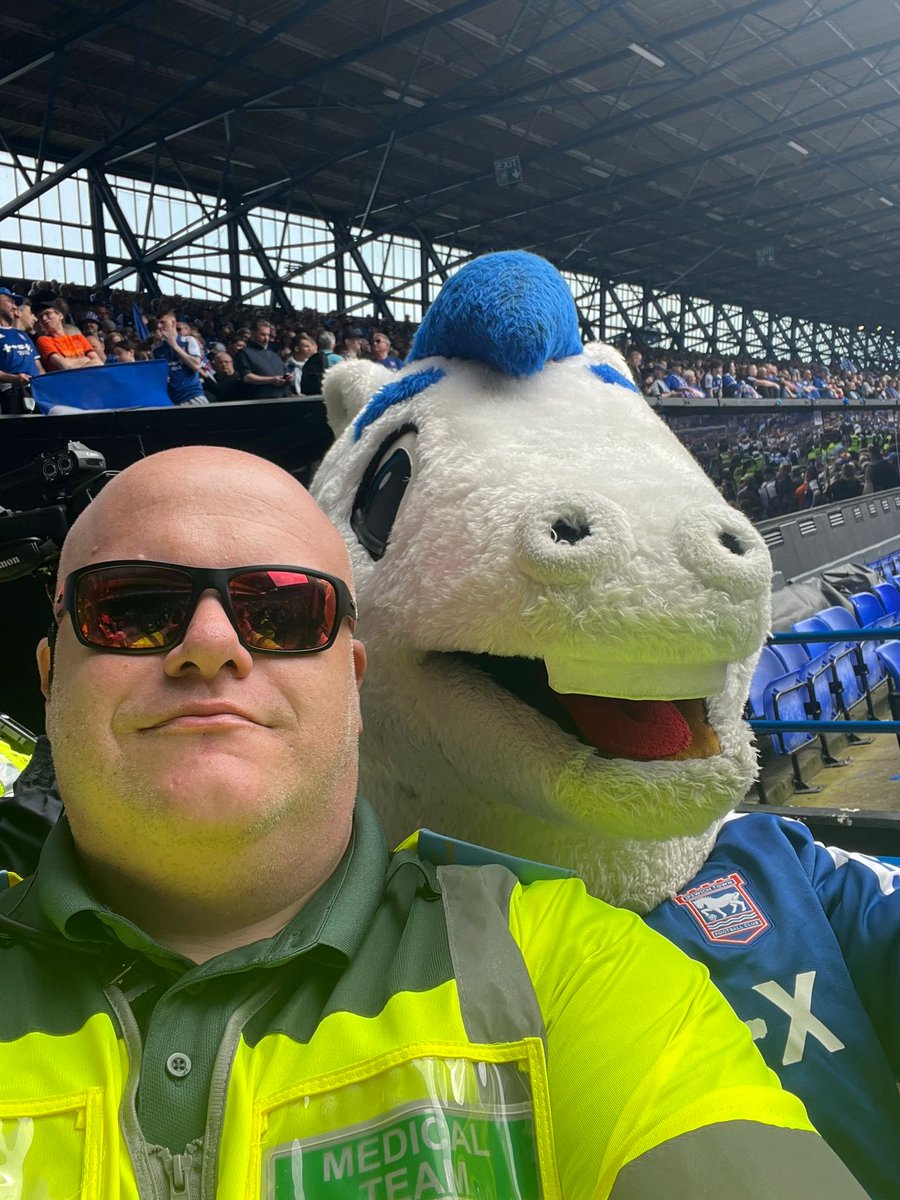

{"left": 0, "top": 1089, "right": 103, "bottom": 1200}
{"left": 251, "top": 1041, "right": 558, "bottom": 1199}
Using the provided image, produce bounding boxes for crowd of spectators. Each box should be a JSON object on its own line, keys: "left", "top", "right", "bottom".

{"left": 0, "top": 279, "right": 411, "bottom": 414}
{"left": 4, "top": 281, "right": 900, "bottom": 526}
{"left": 671, "top": 409, "right": 900, "bottom": 522}
{"left": 629, "top": 347, "right": 900, "bottom": 405}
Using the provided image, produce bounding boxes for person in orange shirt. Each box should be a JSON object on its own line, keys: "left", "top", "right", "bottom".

{"left": 34, "top": 304, "right": 104, "bottom": 371}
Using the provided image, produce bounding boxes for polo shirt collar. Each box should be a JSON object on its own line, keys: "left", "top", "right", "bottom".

{"left": 34, "top": 798, "right": 390, "bottom": 972}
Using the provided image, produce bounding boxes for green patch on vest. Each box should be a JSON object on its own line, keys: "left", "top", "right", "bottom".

{"left": 268, "top": 1100, "right": 540, "bottom": 1199}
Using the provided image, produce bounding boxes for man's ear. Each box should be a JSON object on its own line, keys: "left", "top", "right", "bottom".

{"left": 352, "top": 638, "right": 367, "bottom": 733}
{"left": 37, "top": 636, "right": 52, "bottom": 700}
{"left": 352, "top": 638, "right": 367, "bottom": 692}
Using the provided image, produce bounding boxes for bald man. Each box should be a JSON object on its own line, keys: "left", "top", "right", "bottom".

{"left": 0, "top": 449, "right": 867, "bottom": 1199}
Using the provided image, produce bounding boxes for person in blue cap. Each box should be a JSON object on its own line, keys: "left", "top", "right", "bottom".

{"left": 0, "top": 286, "right": 43, "bottom": 413}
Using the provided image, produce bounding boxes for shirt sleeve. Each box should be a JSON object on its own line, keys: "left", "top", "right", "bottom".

{"left": 795, "top": 823, "right": 900, "bottom": 1076}
{"left": 509, "top": 877, "right": 858, "bottom": 1199}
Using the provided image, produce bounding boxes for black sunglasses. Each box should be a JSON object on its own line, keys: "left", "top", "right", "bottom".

{"left": 56, "top": 560, "right": 357, "bottom": 655}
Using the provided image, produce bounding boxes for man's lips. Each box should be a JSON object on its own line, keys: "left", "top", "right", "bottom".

{"left": 139, "top": 704, "right": 266, "bottom": 732}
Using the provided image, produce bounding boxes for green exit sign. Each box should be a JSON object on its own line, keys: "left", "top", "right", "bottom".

{"left": 494, "top": 157, "right": 523, "bottom": 187}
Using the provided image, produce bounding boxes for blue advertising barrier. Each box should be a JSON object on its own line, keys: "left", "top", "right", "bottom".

{"left": 30, "top": 360, "right": 172, "bottom": 413}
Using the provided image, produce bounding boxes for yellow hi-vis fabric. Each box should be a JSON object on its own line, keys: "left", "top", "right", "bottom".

{"left": 0, "top": 736, "right": 30, "bottom": 798}
{"left": 0, "top": 818, "right": 816, "bottom": 1199}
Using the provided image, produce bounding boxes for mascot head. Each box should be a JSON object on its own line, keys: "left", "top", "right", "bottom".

{"left": 313, "top": 251, "right": 772, "bottom": 911}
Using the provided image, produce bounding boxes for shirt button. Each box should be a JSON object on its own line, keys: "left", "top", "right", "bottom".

{"left": 166, "top": 1053, "right": 192, "bottom": 1079}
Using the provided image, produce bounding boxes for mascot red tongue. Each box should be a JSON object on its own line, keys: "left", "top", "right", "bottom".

{"left": 312, "top": 250, "right": 900, "bottom": 1198}
{"left": 554, "top": 694, "right": 692, "bottom": 760}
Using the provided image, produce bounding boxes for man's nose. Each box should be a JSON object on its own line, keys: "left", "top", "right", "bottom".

{"left": 163, "top": 592, "right": 253, "bottom": 680}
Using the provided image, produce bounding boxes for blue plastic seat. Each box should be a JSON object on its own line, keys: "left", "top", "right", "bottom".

{"left": 792, "top": 616, "right": 864, "bottom": 714}
{"left": 749, "top": 646, "right": 818, "bottom": 756}
{"left": 850, "top": 591, "right": 886, "bottom": 628}
{"left": 816, "top": 603, "right": 886, "bottom": 692}
{"left": 873, "top": 582, "right": 900, "bottom": 624}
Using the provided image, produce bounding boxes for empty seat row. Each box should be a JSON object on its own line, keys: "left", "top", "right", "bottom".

{"left": 748, "top": 579, "right": 900, "bottom": 796}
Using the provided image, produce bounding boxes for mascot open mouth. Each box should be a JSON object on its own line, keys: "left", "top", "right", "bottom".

{"left": 447, "top": 652, "right": 721, "bottom": 762}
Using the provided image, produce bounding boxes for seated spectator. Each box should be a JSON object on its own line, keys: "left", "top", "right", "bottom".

{"left": 204, "top": 350, "right": 246, "bottom": 403}
{"left": 371, "top": 331, "right": 404, "bottom": 371}
{"left": 736, "top": 472, "right": 764, "bottom": 520}
{"left": 318, "top": 330, "right": 342, "bottom": 367}
{"left": 866, "top": 441, "right": 900, "bottom": 491}
{"left": 285, "top": 330, "right": 318, "bottom": 394}
{"left": 341, "top": 327, "right": 366, "bottom": 360}
{"left": 151, "top": 310, "right": 208, "bottom": 406}
{"left": 234, "top": 319, "right": 293, "bottom": 398}
{"left": 34, "top": 304, "right": 103, "bottom": 371}
{"left": 645, "top": 363, "right": 673, "bottom": 398}
{"left": 702, "top": 360, "right": 723, "bottom": 398}
{"left": 104, "top": 332, "right": 128, "bottom": 362}
{"left": 828, "top": 461, "right": 863, "bottom": 502}
{"left": 80, "top": 313, "right": 105, "bottom": 358}
{"left": 0, "top": 285, "right": 43, "bottom": 413}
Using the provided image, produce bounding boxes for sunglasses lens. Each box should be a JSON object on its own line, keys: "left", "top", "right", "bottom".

{"left": 228, "top": 570, "right": 337, "bottom": 651}
{"left": 75, "top": 565, "right": 193, "bottom": 650}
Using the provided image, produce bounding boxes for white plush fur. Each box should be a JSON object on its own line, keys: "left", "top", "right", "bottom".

{"left": 315, "top": 337, "right": 772, "bottom": 913}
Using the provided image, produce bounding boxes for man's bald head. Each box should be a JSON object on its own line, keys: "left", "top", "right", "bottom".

{"left": 41, "top": 445, "right": 366, "bottom": 938}
{"left": 58, "top": 446, "right": 353, "bottom": 589}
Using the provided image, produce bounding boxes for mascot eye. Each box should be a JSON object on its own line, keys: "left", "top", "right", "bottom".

{"left": 351, "top": 425, "right": 418, "bottom": 560}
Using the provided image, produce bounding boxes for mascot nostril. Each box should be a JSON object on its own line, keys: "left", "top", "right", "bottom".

{"left": 314, "top": 249, "right": 899, "bottom": 1197}
{"left": 719, "top": 531, "right": 746, "bottom": 557}
{"left": 550, "top": 518, "right": 591, "bottom": 545}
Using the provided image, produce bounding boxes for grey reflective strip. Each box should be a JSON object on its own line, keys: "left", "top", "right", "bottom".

{"left": 438, "top": 863, "right": 546, "bottom": 1047}
{"left": 609, "top": 1123, "right": 869, "bottom": 1200}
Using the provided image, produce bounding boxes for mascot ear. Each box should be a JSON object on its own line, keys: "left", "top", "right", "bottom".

{"left": 323, "top": 360, "right": 396, "bottom": 439}
{"left": 581, "top": 339, "right": 631, "bottom": 375}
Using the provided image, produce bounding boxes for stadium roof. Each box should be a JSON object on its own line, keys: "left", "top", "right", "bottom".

{"left": 3, "top": 0, "right": 900, "bottom": 329}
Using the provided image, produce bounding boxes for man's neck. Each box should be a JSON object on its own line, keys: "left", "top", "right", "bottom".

{"left": 77, "top": 815, "right": 353, "bottom": 965}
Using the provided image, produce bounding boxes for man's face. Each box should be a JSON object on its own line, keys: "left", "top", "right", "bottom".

{"left": 157, "top": 314, "right": 176, "bottom": 337}
{"left": 37, "top": 308, "right": 64, "bottom": 336}
{"left": 213, "top": 352, "right": 235, "bottom": 375}
{"left": 17, "top": 301, "right": 35, "bottom": 332}
{"left": 42, "top": 453, "right": 365, "bottom": 862}
{"left": 0, "top": 294, "right": 18, "bottom": 323}
{"left": 252, "top": 325, "right": 272, "bottom": 347}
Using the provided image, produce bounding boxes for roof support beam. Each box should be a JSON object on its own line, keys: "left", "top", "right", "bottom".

{"left": 0, "top": 0, "right": 152, "bottom": 88}
{"left": 335, "top": 221, "right": 393, "bottom": 321}
{"left": 236, "top": 214, "right": 294, "bottom": 313}
{"left": 88, "top": 168, "right": 162, "bottom": 298}
{"left": 0, "top": 0, "right": 334, "bottom": 222}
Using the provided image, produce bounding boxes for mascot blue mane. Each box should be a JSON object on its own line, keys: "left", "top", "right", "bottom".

{"left": 354, "top": 251, "right": 634, "bottom": 439}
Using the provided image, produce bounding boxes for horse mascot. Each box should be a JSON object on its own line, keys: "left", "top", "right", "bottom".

{"left": 311, "top": 250, "right": 900, "bottom": 1198}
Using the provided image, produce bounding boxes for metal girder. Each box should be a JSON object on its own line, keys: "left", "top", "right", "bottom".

{"left": 236, "top": 215, "right": 293, "bottom": 313}
{"left": 0, "top": 0, "right": 152, "bottom": 88}
{"left": 0, "top": 0, "right": 335, "bottom": 222}
{"left": 99, "top": 0, "right": 628, "bottom": 281}
{"left": 88, "top": 169, "right": 162, "bottom": 298}
{"left": 335, "top": 221, "right": 393, "bottom": 321}
{"left": 107, "top": 0, "right": 497, "bottom": 168}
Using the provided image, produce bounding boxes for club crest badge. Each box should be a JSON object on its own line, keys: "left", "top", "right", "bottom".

{"left": 674, "top": 872, "right": 770, "bottom": 945}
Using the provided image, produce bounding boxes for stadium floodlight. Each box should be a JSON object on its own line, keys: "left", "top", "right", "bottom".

{"left": 627, "top": 43, "right": 665, "bottom": 69}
